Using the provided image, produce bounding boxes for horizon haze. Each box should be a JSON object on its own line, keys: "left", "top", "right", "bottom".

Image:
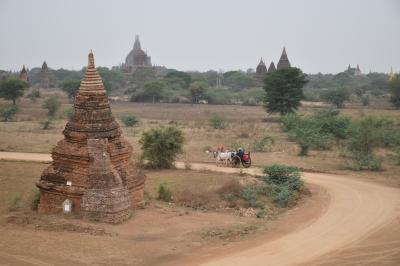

{"left": 0, "top": 0, "right": 399, "bottom": 74}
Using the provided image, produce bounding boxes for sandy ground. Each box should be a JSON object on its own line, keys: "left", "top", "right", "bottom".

{"left": 0, "top": 152, "right": 399, "bottom": 265}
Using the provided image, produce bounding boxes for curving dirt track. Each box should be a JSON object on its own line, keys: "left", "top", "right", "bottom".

{"left": 1, "top": 153, "right": 400, "bottom": 265}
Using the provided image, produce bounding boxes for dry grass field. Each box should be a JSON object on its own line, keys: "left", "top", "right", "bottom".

{"left": 0, "top": 90, "right": 399, "bottom": 265}
{"left": 1, "top": 90, "right": 399, "bottom": 187}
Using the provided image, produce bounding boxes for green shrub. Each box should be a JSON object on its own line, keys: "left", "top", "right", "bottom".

{"left": 270, "top": 184, "right": 299, "bottom": 208}
{"left": 121, "top": 115, "right": 138, "bottom": 127}
{"left": 140, "top": 126, "right": 184, "bottom": 169}
{"left": 361, "top": 94, "right": 370, "bottom": 106}
{"left": 346, "top": 115, "right": 397, "bottom": 170}
{"left": 252, "top": 134, "right": 275, "bottom": 152}
{"left": 0, "top": 105, "right": 18, "bottom": 121}
{"left": 262, "top": 164, "right": 303, "bottom": 207}
{"left": 237, "top": 87, "right": 265, "bottom": 106}
{"left": 321, "top": 87, "right": 350, "bottom": 108}
{"left": 61, "top": 80, "right": 81, "bottom": 99}
{"left": 209, "top": 115, "right": 226, "bottom": 129}
{"left": 392, "top": 147, "right": 400, "bottom": 165}
{"left": 157, "top": 182, "right": 172, "bottom": 202}
{"left": 288, "top": 122, "right": 332, "bottom": 156}
{"left": 27, "top": 89, "right": 41, "bottom": 102}
{"left": 40, "top": 119, "right": 53, "bottom": 130}
{"left": 256, "top": 209, "right": 267, "bottom": 218}
{"left": 263, "top": 164, "right": 301, "bottom": 186}
{"left": 351, "top": 153, "right": 382, "bottom": 171}
{"left": 312, "top": 108, "right": 351, "bottom": 139}
{"left": 241, "top": 186, "right": 260, "bottom": 208}
{"left": 42, "top": 96, "right": 61, "bottom": 117}
{"left": 281, "top": 109, "right": 350, "bottom": 155}
{"left": 31, "top": 189, "right": 41, "bottom": 211}
{"left": 8, "top": 196, "right": 21, "bottom": 212}
{"left": 280, "top": 113, "right": 301, "bottom": 132}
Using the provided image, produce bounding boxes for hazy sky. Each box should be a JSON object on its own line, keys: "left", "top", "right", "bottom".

{"left": 1, "top": 0, "right": 399, "bottom": 73}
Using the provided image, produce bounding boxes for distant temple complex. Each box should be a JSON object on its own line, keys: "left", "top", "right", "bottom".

{"left": 346, "top": 64, "right": 362, "bottom": 76}
{"left": 123, "top": 35, "right": 152, "bottom": 71}
{"left": 19, "top": 65, "right": 29, "bottom": 83}
{"left": 255, "top": 47, "right": 291, "bottom": 75}
{"left": 254, "top": 47, "right": 291, "bottom": 85}
{"left": 276, "top": 47, "right": 291, "bottom": 70}
{"left": 39, "top": 61, "right": 50, "bottom": 88}
{"left": 256, "top": 58, "right": 267, "bottom": 75}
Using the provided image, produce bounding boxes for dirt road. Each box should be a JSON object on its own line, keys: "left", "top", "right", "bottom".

{"left": 1, "top": 152, "right": 400, "bottom": 265}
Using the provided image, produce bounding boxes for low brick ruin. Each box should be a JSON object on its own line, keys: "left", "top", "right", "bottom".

{"left": 36, "top": 51, "right": 145, "bottom": 223}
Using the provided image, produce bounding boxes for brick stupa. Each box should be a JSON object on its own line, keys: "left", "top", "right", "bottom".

{"left": 37, "top": 51, "right": 145, "bottom": 223}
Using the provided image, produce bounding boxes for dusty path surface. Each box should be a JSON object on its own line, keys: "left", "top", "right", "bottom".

{"left": 1, "top": 152, "right": 400, "bottom": 265}
{"left": 0, "top": 151, "right": 51, "bottom": 162}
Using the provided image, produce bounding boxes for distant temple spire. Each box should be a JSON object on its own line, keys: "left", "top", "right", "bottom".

{"left": 256, "top": 57, "right": 267, "bottom": 75}
{"left": 277, "top": 47, "right": 291, "bottom": 70}
{"left": 133, "top": 35, "right": 141, "bottom": 52}
{"left": 124, "top": 35, "right": 152, "bottom": 69}
{"left": 19, "top": 65, "right": 29, "bottom": 83}
{"left": 346, "top": 64, "right": 362, "bottom": 76}
{"left": 268, "top": 61, "right": 276, "bottom": 73}
{"left": 40, "top": 61, "right": 50, "bottom": 88}
{"left": 42, "top": 61, "right": 48, "bottom": 70}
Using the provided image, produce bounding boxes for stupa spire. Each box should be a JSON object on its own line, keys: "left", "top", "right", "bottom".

{"left": 277, "top": 47, "right": 291, "bottom": 70}
{"left": 133, "top": 35, "right": 141, "bottom": 52}
{"left": 256, "top": 57, "right": 267, "bottom": 74}
{"left": 88, "top": 50, "right": 95, "bottom": 69}
{"left": 268, "top": 61, "right": 276, "bottom": 73}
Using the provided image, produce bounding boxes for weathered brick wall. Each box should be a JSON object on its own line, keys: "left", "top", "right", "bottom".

{"left": 81, "top": 188, "right": 131, "bottom": 223}
{"left": 38, "top": 190, "right": 81, "bottom": 214}
{"left": 80, "top": 139, "right": 131, "bottom": 223}
{"left": 36, "top": 52, "right": 145, "bottom": 223}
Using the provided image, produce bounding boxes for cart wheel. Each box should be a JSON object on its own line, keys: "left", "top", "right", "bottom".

{"left": 232, "top": 156, "right": 241, "bottom": 168}
{"left": 242, "top": 158, "right": 251, "bottom": 168}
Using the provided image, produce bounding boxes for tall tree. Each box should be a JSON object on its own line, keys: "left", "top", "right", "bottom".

{"left": 0, "top": 77, "right": 29, "bottom": 105}
{"left": 61, "top": 80, "right": 81, "bottom": 99}
{"left": 263, "top": 67, "right": 308, "bottom": 115}
{"left": 143, "top": 81, "right": 164, "bottom": 103}
{"left": 189, "top": 81, "right": 206, "bottom": 103}
{"left": 42, "top": 96, "right": 61, "bottom": 117}
{"left": 321, "top": 87, "right": 350, "bottom": 108}
{"left": 165, "top": 70, "right": 192, "bottom": 89}
{"left": 389, "top": 74, "right": 400, "bottom": 108}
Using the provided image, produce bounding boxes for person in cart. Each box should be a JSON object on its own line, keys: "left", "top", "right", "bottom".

{"left": 237, "top": 147, "right": 244, "bottom": 159}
